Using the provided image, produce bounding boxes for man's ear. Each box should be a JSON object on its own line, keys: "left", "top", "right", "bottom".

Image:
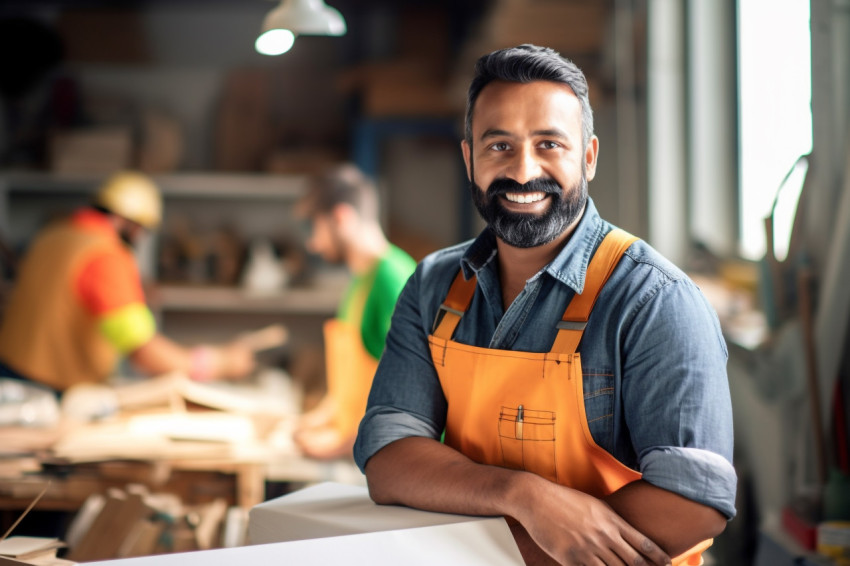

{"left": 584, "top": 136, "right": 599, "bottom": 182}
{"left": 331, "top": 203, "right": 358, "bottom": 231}
{"left": 461, "top": 140, "right": 472, "bottom": 181}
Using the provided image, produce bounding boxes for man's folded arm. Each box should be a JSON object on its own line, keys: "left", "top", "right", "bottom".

{"left": 606, "top": 446, "right": 736, "bottom": 556}
{"left": 363, "top": 436, "right": 673, "bottom": 566}
{"left": 605, "top": 479, "right": 727, "bottom": 557}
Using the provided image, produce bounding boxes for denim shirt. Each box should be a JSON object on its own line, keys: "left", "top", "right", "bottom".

{"left": 354, "top": 198, "right": 737, "bottom": 519}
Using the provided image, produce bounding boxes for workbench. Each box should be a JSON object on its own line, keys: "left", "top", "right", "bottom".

{"left": 0, "top": 369, "right": 364, "bottom": 539}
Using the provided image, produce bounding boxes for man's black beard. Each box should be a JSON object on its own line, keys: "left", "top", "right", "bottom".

{"left": 470, "top": 175, "right": 588, "bottom": 248}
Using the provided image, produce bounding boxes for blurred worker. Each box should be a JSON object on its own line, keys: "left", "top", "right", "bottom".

{"left": 293, "top": 164, "right": 416, "bottom": 460}
{"left": 0, "top": 171, "right": 256, "bottom": 394}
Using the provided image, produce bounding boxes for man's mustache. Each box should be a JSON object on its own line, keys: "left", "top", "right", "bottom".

{"left": 486, "top": 178, "right": 562, "bottom": 198}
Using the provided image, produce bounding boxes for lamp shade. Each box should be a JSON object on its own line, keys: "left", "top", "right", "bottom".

{"left": 255, "top": 29, "right": 296, "bottom": 56}
{"left": 261, "top": 0, "right": 346, "bottom": 36}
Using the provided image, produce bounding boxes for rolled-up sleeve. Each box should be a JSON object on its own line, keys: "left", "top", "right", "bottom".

{"left": 640, "top": 447, "right": 738, "bottom": 519}
{"left": 354, "top": 262, "right": 449, "bottom": 472}
{"left": 622, "top": 276, "right": 737, "bottom": 518}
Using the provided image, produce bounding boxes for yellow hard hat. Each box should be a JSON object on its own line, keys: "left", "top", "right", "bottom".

{"left": 94, "top": 171, "right": 162, "bottom": 229}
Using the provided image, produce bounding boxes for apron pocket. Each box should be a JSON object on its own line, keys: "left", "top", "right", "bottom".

{"left": 498, "top": 406, "right": 557, "bottom": 482}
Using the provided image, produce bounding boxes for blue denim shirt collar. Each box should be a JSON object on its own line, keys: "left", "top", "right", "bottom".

{"left": 459, "top": 197, "right": 608, "bottom": 296}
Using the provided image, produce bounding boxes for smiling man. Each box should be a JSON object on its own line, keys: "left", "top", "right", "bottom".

{"left": 353, "top": 44, "right": 737, "bottom": 566}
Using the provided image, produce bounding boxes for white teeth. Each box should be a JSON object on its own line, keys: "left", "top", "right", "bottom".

{"left": 504, "top": 192, "right": 546, "bottom": 204}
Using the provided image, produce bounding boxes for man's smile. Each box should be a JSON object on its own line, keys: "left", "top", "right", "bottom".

{"left": 503, "top": 191, "right": 547, "bottom": 204}
{"left": 498, "top": 191, "right": 553, "bottom": 214}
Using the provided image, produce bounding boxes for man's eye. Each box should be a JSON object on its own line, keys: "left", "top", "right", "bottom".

{"left": 490, "top": 142, "right": 510, "bottom": 151}
{"left": 540, "top": 141, "right": 561, "bottom": 149}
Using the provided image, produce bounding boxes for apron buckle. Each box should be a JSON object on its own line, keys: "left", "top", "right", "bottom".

{"left": 556, "top": 320, "right": 587, "bottom": 331}
{"left": 432, "top": 304, "right": 465, "bottom": 333}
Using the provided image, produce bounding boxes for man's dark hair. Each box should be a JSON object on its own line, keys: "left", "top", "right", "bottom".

{"left": 301, "top": 163, "right": 379, "bottom": 222}
{"left": 464, "top": 44, "right": 594, "bottom": 148}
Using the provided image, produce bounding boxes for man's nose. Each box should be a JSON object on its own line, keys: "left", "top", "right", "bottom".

{"left": 505, "top": 145, "right": 542, "bottom": 185}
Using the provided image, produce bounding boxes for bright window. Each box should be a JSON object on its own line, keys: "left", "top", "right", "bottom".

{"left": 737, "top": 0, "right": 812, "bottom": 260}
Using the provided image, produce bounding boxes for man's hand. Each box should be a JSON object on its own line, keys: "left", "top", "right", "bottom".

{"left": 214, "top": 341, "right": 256, "bottom": 380}
{"left": 509, "top": 475, "right": 671, "bottom": 566}
{"left": 293, "top": 425, "right": 354, "bottom": 460}
{"left": 130, "top": 334, "right": 256, "bottom": 381}
{"left": 296, "top": 395, "right": 337, "bottom": 430}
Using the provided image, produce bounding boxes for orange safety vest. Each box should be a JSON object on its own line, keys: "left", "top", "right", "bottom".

{"left": 428, "top": 228, "right": 710, "bottom": 566}
{"left": 0, "top": 220, "right": 119, "bottom": 390}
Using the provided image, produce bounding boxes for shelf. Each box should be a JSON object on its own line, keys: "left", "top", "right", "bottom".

{"left": 0, "top": 171, "right": 309, "bottom": 201}
{"left": 155, "top": 281, "right": 345, "bottom": 316}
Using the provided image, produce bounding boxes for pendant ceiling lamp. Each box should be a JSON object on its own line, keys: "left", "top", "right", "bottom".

{"left": 255, "top": 0, "right": 346, "bottom": 56}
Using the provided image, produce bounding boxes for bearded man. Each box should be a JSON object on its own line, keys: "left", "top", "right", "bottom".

{"left": 353, "top": 44, "right": 736, "bottom": 566}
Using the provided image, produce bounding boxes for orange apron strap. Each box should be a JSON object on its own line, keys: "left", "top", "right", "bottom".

{"left": 432, "top": 270, "right": 478, "bottom": 340}
{"left": 550, "top": 229, "right": 639, "bottom": 354}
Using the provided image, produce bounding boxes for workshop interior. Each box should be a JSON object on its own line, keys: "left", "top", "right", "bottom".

{"left": 0, "top": 1, "right": 849, "bottom": 565}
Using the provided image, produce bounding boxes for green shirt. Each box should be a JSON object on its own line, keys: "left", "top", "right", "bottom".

{"left": 337, "top": 244, "right": 417, "bottom": 360}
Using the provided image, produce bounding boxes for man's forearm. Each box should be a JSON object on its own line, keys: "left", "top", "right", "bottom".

{"left": 605, "top": 479, "right": 727, "bottom": 557}
{"left": 364, "top": 436, "right": 547, "bottom": 565}
{"left": 364, "top": 436, "right": 523, "bottom": 518}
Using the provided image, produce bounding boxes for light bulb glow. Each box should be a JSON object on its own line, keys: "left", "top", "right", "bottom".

{"left": 255, "top": 29, "right": 295, "bottom": 55}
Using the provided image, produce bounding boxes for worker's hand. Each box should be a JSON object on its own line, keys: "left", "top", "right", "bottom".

{"left": 512, "top": 477, "right": 672, "bottom": 566}
{"left": 293, "top": 425, "right": 354, "bottom": 460}
{"left": 214, "top": 341, "right": 256, "bottom": 380}
{"left": 296, "top": 396, "right": 337, "bottom": 431}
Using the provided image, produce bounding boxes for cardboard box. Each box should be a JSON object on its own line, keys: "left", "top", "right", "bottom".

{"left": 49, "top": 128, "right": 132, "bottom": 174}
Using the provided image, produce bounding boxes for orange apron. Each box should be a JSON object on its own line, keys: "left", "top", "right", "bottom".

{"left": 323, "top": 277, "right": 380, "bottom": 440}
{"left": 428, "top": 229, "right": 710, "bottom": 566}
